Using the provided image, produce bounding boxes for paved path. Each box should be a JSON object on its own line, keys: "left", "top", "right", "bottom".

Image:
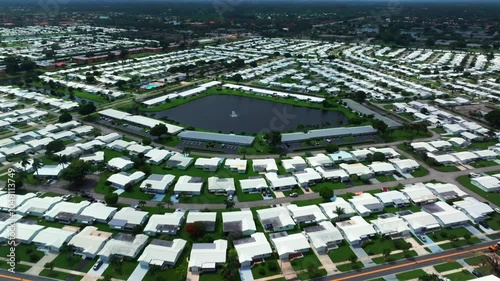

{"left": 406, "top": 237, "right": 429, "bottom": 256}
{"left": 26, "top": 253, "right": 57, "bottom": 275}
{"left": 278, "top": 260, "right": 297, "bottom": 280}
{"left": 312, "top": 247, "right": 338, "bottom": 275}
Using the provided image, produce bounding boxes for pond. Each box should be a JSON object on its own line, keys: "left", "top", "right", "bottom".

{"left": 154, "top": 94, "right": 349, "bottom": 134}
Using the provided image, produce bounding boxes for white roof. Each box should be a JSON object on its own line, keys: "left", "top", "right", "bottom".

{"left": 451, "top": 151, "right": 479, "bottom": 162}
{"left": 388, "top": 158, "right": 420, "bottom": 171}
{"left": 239, "top": 177, "right": 268, "bottom": 191}
{"left": 225, "top": 158, "right": 247, "bottom": 171}
{"left": 145, "top": 148, "right": 173, "bottom": 163}
{"left": 293, "top": 168, "right": 322, "bottom": 185}
{"left": 422, "top": 201, "right": 469, "bottom": 226}
{"left": 233, "top": 232, "right": 272, "bottom": 264}
{"left": 188, "top": 240, "right": 227, "bottom": 269}
{"left": 369, "top": 147, "right": 400, "bottom": 158}
{"left": 106, "top": 139, "right": 136, "bottom": 151}
{"left": 368, "top": 162, "right": 396, "bottom": 173}
{"left": 453, "top": 197, "right": 494, "bottom": 221}
{"left": 425, "top": 183, "right": 467, "bottom": 198}
{"left": 411, "top": 142, "right": 437, "bottom": 152}
{"left": 68, "top": 226, "right": 112, "bottom": 256}
{"left": 350, "top": 149, "right": 372, "bottom": 159}
{"left": 208, "top": 177, "right": 235, "bottom": 193}
{"left": 126, "top": 144, "right": 153, "bottom": 155}
{"left": 270, "top": 232, "right": 310, "bottom": 257}
{"left": 98, "top": 234, "right": 148, "bottom": 259}
{"left": 305, "top": 221, "right": 343, "bottom": 250}
{"left": 402, "top": 183, "right": 438, "bottom": 204}
{"left": 107, "top": 157, "right": 134, "bottom": 170}
{"left": 44, "top": 201, "right": 91, "bottom": 219}
{"left": 349, "top": 193, "right": 383, "bottom": 214}
{"left": 287, "top": 204, "right": 328, "bottom": 223}
{"left": 195, "top": 157, "right": 223, "bottom": 167}
{"left": 0, "top": 223, "right": 44, "bottom": 242}
{"left": 0, "top": 193, "right": 36, "bottom": 209}
{"left": 429, "top": 140, "right": 452, "bottom": 149}
{"left": 138, "top": 239, "right": 187, "bottom": 266}
{"left": 336, "top": 216, "right": 376, "bottom": 244}
{"left": 371, "top": 215, "right": 410, "bottom": 236}
{"left": 447, "top": 137, "right": 467, "bottom": 146}
{"left": 374, "top": 190, "right": 409, "bottom": 205}
{"left": 401, "top": 211, "right": 440, "bottom": 231}
{"left": 174, "top": 176, "right": 204, "bottom": 193}
{"left": 107, "top": 171, "right": 146, "bottom": 187}
{"left": 140, "top": 174, "right": 176, "bottom": 192}
{"left": 319, "top": 198, "right": 357, "bottom": 220}
{"left": 80, "top": 151, "right": 105, "bottom": 163}
{"left": 339, "top": 163, "right": 372, "bottom": 176}
{"left": 257, "top": 207, "right": 295, "bottom": 229}
{"left": 473, "top": 150, "right": 498, "bottom": 158}
{"left": 264, "top": 172, "right": 297, "bottom": 188}
{"left": 16, "top": 196, "right": 63, "bottom": 215}
{"left": 281, "top": 156, "right": 306, "bottom": 171}
{"left": 37, "top": 164, "right": 65, "bottom": 177}
{"left": 95, "top": 133, "right": 122, "bottom": 144}
{"left": 111, "top": 207, "right": 148, "bottom": 226}
{"left": 32, "top": 227, "right": 78, "bottom": 249}
{"left": 144, "top": 211, "right": 186, "bottom": 234}
{"left": 222, "top": 210, "right": 256, "bottom": 234}
{"left": 78, "top": 203, "right": 117, "bottom": 222}
{"left": 472, "top": 176, "right": 500, "bottom": 191}
{"left": 306, "top": 154, "right": 333, "bottom": 167}
{"left": 328, "top": 151, "right": 356, "bottom": 162}
{"left": 187, "top": 212, "right": 217, "bottom": 224}
{"left": 167, "top": 153, "right": 194, "bottom": 167}
{"left": 253, "top": 158, "right": 278, "bottom": 172}
{"left": 314, "top": 166, "right": 349, "bottom": 180}
{"left": 427, "top": 153, "right": 459, "bottom": 164}
{"left": 0, "top": 214, "right": 23, "bottom": 233}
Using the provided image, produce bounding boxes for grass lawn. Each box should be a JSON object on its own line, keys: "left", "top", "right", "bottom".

{"left": 39, "top": 269, "right": 83, "bottom": 280}
{"left": 486, "top": 214, "right": 500, "bottom": 231}
{"left": 297, "top": 268, "right": 327, "bottom": 280}
{"left": 266, "top": 278, "right": 286, "bottom": 281}
{"left": 411, "top": 167, "right": 429, "bottom": 177}
{"left": 375, "top": 175, "right": 395, "bottom": 183}
{"left": 290, "top": 250, "right": 322, "bottom": 271}
{"left": 434, "top": 261, "right": 463, "bottom": 272}
{"left": 385, "top": 130, "right": 432, "bottom": 142}
{"left": 102, "top": 260, "right": 138, "bottom": 280}
{"left": 457, "top": 175, "right": 500, "bottom": 207}
{"left": 336, "top": 262, "right": 365, "bottom": 272}
{"left": 434, "top": 165, "right": 460, "bottom": 172}
{"left": 464, "top": 255, "right": 486, "bottom": 266}
{"left": 328, "top": 241, "right": 356, "bottom": 263}
{"left": 372, "top": 251, "right": 418, "bottom": 264}
{"left": 469, "top": 140, "right": 499, "bottom": 150}
{"left": 395, "top": 269, "right": 427, "bottom": 281}
{"left": 443, "top": 270, "right": 475, "bottom": 281}
{"left": 427, "top": 227, "right": 472, "bottom": 242}
{"left": 0, "top": 244, "right": 43, "bottom": 263}
{"left": 50, "top": 252, "right": 96, "bottom": 272}
{"left": 0, "top": 262, "right": 31, "bottom": 272}
{"left": 200, "top": 270, "right": 241, "bottom": 281}
{"left": 293, "top": 198, "right": 326, "bottom": 207}
{"left": 251, "top": 258, "right": 282, "bottom": 278}
{"left": 439, "top": 237, "right": 481, "bottom": 250}
{"left": 471, "top": 160, "right": 499, "bottom": 168}
{"left": 73, "top": 90, "right": 108, "bottom": 104}
{"left": 362, "top": 237, "right": 409, "bottom": 255}
{"left": 431, "top": 127, "right": 446, "bottom": 134}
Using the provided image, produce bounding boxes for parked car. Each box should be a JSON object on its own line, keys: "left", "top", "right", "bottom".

{"left": 472, "top": 270, "right": 483, "bottom": 277}
{"left": 419, "top": 235, "right": 427, "bottom": 242}
{"left": 35, "top": 192, "right": 42, "bottom": 197}
{"left": 469, "top": 172, "right": 480, "bottom": 178}
{"left": 228, "top": 194, "right": 233, "bottom": 201}
{"left": 175, "top": 194, "right": 180, "bottom": 199}
{"left": 495, "top": 208, "right": 500, "bottom": 214}
{"left": 290, "top": 193, "right": 298, "bottom": 197}
{"left": 62, "top": 194, "right": 73, "bottom": 201}
{"left": 93, "top": 261, "right": 103, "bottom": 271}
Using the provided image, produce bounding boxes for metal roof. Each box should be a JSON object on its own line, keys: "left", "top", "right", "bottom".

{"left": 281, "top": 125, "right": 377, "bottom": 142}
{"left": 178, "top": 131, "right": 255, "bottom": 145}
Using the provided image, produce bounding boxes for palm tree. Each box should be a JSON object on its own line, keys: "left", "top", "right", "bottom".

{"left": 334, "top": 206, "right": 346, "bottom": 221}
{"left": 164, "top": 197, "right": 173, "bottom": 209}
{"left": 418, "top": 273, "right": 440, "bottom": 281}
{"left": 57, "top": 155, "right": 68, "bottom": 169}
{"left": 20, "top": 155, "right": 30, "bottom": 171}
{"left": 32, "top": 159, "right": 43, "bottom": 182}
{"left": 138, "top": 200, "right": 146, "bottom": 208}
{"left": 156, "top": 202, "right": 165, "bottom": 212}
{"left": 224, "top": 199, "right": 235, "bottom": 210}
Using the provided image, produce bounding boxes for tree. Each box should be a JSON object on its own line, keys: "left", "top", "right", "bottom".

{"left": 353, "top": 91, "right": 367, "bottom": 103}
{"left": 44, "top": 262, "right": 54, "bottom": 271}
{"left": 138, "top": 200, "right": 146, "bottom": 208}
{"left": 142, "top": 138, "right": 152, "bottom": 145}
{"left": 418, "top": 273, "right": 440, "bottom": 281}
{"left": 319, "top": 187, "right": 333, "bottom": 201}
{"left": 348, "top": 254, "right": 358, "bottom": 264}
{"left": 221, "top": 249, "right": 240, "bottom": 281}
{"left": 372, "top": 152, "right": 386, "bottom": 162}
{"left": 60, "top": 159, "right": 92, "bottom": 183}
{"left": 32, "top": 158, "right": 43, "bottom": 180}
{"left": 264, "top": 131, "right": 282, "bottom": 146}
{"left": 104, "top": 193, "right": 118, "bottom": 205}
{"left": 372, "top": 119, "right": 389, "bottom": 135}
{"left": 334, "top": 206, "right": 346, "bottom": 220}
{"left": 186, "top": 222, "right": 206, "bottom": 239}
{"left": 78, "top": 102, "right": 96, "bottom": 115}
{"left": 58, "top": 111, "right": 72, "bottom": 123}
{"left": 306, "top": 263, "right": 322, "bottom": 278}
{"left": 164, "top": 197, "right": 173, "bottom": 209}
{"left": 420, "top": 107, "right": 429, "bottom": 115}
{"left": 325, "top": 143, "right": 339, "bottom": 153}
{"left": 383, "top": 248, "right": 392, "bottom": 258}
{"left": 232, "top": 74, "right": 243, "bottom": 83}
{"left": 46, "top": 140, "right": 65, "bottom": 154}
{"left": 150, "top": 124, "right": 168, "bottom": 139}
{"left": 485, "top": 109, "right": 500, "bottom": 128}
{"left": 224, "top": 199, "right": 235, "bottom": 210}
{"left": 156, "top": 202, "right": 165, "bottom": 212}
{"left": 124, "top": 183, "right": 134, "bottom": 192}
{"left": 20, "top": 155, "right": 31, "bottom": 173}
{"left": 482, "top": 253, "right": 500, "bottom": 276}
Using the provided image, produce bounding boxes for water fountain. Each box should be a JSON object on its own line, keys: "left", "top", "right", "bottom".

{"left": 230, "top": 110, "right": 238, "bottom": 118}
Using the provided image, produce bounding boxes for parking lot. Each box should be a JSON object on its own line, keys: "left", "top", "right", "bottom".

{"left": 179, "top": 139, "right": 240, "bottom": 153}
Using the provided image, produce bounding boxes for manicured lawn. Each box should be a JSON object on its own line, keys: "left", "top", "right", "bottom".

{"left": 293, "top": 198, "right": 326, "bottom": 207}
{"left": 328, "top": 241, "right": 356, "bottom": 263}
{"left": 395, "top": 269, "right": 427, "bottom": 281}
{"left": 0, "top": 262, "right": 31, "bottom": 272}
{"left": 336, "top": 262, "right": 364, "bottom": 272}
{"left": 469, "top": 140, "right": 499, "bottom": 150}
{"left": 464, "top": 255, "right": 486, "bottom": 266}
{"left": 411, "top": 167, "right": 429, "bottom": 177}
{"left": 50, "top": 252, "right": 95, "bottom": 271}
{"left": 74, "top": 90, "right": 108, "bottom": 104}
{"left": 237, "top": 189, "right": 264, "bottom": 202}
{"left": 102, "top": 260, "right": 138, "bottom": 280}
{"left": 375, "top": 175, "right": 395, "bottom": 183}
{"left": 251, "top": 258, "right": 282, "bottom": 278}
{"left": 472, "top": 160, "right": 499, "bottom": 168}
{"left": 485, "top": 214, "right": 500, "bottom": 231}
{"left": 290, "top": 250, "right": 322, "bottom": 271}
{"left": 39, "top": 269, "right": 83, "bottom": 281}
{"left": 427, "top": 227, "right": 471, "bottom": 242}
{"left": 444, "top": 270, "right": 475, "bottom": 281}
{"left": 434, "top": 261, "right": 463, "bottom": 272}
{"left": 266, "top": 278, "right": 286, "bottom": 281}
{"left": 434, "top": 165, "right": 460, "bottom": 172}
{"left": 372, "top": 251, "right": 418, "bottom": 264}
{"left": 385, "top": 129, "right": 432, "bottom": 142}
{"left": 200, "top": 270, "right": 241, "bottom": 281}
{"left": 362, "top": 237, "right": 410, "bottom": 255}
{"left": 297, "top": 268, "right": 327, "bottom": 280}
{"left": 439, "top": 237, "right": 481, "bottom": 250}
{"left": 0, "top": 244, "right": 43, "bottom": 263}
{"left": 457, "top": 175, "right": 500, "bottom": 207}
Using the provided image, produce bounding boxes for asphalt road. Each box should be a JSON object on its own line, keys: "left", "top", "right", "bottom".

{"left": 0, "top": 270, "right": 52, "bottom": 281}
{"left": 316, "top": 236, "right": 500, "bottom": 281}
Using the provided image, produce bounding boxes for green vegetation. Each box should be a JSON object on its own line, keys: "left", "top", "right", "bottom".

{"left": 434, "top": 261, "right": 463, "bottom": 272}
{"left": 39, "top": 269, "right": 83, "bottom": 281}
{"left": 328, "top": 242, "right": 356, "bottom": 263}
{"left": 433, "top": 165, "right": 460, "bottom": 172}
{"left": 50, "top": 252, "right": 95, "bottom": 271}
{"left": 362, "top": 237, "right": 412, "bottom": 255}
{"left": 471, "top": 160, "right": 499, "bottom": 168}
{"left": 443, "top": 270, "right": 476, "bottom": 281}
{"left": 457, "top": 175, "right": 500, "bottom": 207}
{"left": 102, "top": 260, "right": 138, "bottom": 280}
{"left": 0, "top": 244, "right": 43, "bottom": 263}
{"left": 375, "top": 175, "right": 395, "bottom": 182}
{"left": 290, "top": 250, "right": 322, "bottom": 271}
{"left": 411, "top": 167, "right": 429, "bottom": 177}
{"left": 336, "top": 262, "right": 364, "bottom": 272}
{"left": 372, "top": 251, "right": 418, "bottom": 264}
{"left": 251, "top": 258, "right": 282, "bottom": 278}
{"left": 395, "top": 269, "right": 427, "bottom": 281}
{"left": 0, "top": 262, "right": 31, "bottom": 272}
{"left": 464, "top": 255, "right": 486, "bottom": 266}
{"left": 297, "top": 268, "right": 327, "bottom": 280}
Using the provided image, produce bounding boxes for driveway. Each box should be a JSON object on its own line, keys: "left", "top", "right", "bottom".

{"left": 278, "top": 260, "right": 297, "bottom": 280}
{"left": 464, "top": 224, "right": 491, "bottom": 242}
{"left": 85, "top": 261, "right": 109, "bottom": 277}
{"left": 127, "top": 264, "right": 148, "bottom": 281}
{"left": 239, "top": 267, "right": 254, "bottom": 281}
{"left": 350, "top": 246, "right": 375, "bottom": 268}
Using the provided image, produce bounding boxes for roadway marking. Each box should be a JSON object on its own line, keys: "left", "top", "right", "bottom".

{"left": 0, "top": 273, "right": 32, "bottom": 281}
{"left": 330, "top": 246, "right": 489, "bottom": 281}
